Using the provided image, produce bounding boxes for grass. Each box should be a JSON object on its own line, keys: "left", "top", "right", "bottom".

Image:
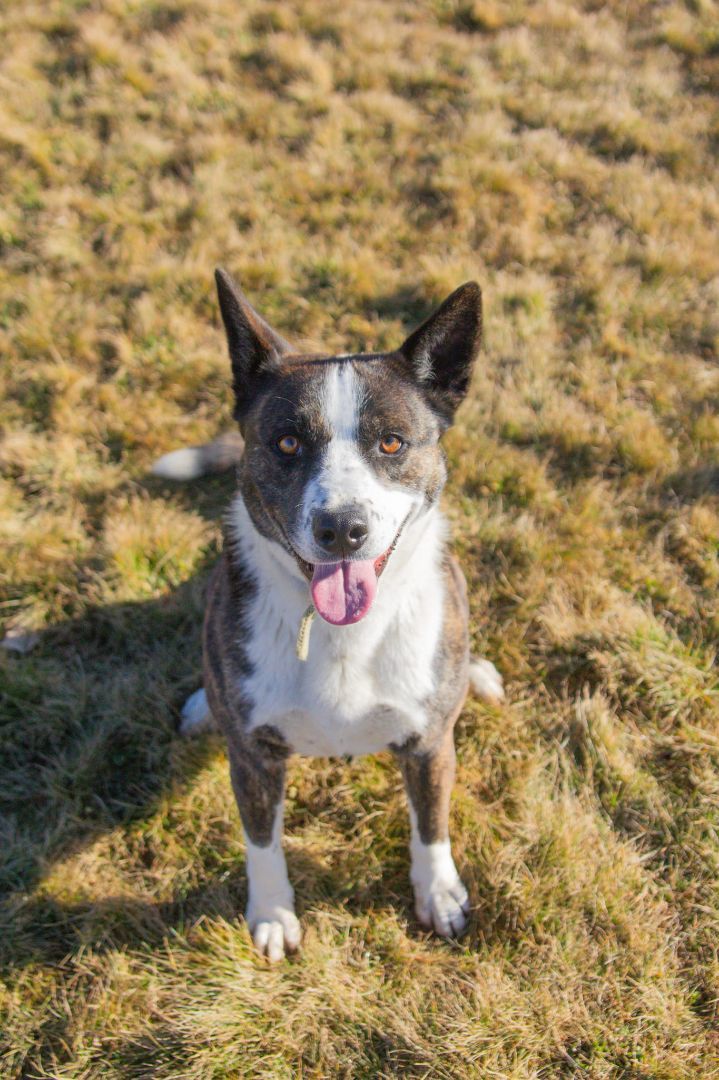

{"left": 1, "top": 0, "right": 719, "bottom": 1075}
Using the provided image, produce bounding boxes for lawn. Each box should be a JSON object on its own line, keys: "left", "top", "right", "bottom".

{"left": 1, "top": 0, "right": 719, "bottom": 1076}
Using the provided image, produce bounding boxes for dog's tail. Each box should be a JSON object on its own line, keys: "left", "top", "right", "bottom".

{"left": 469, "top": 658, "right": 505, "bottom": 705}
{"left": 151, "top": 432, "right": 244, "bottom": 481}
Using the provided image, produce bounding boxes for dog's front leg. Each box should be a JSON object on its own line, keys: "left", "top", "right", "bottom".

{"left": 227, "top": 730, "right": 300, "bottom": 961}
{"left": 395, "top": 727, "right": 470, "bottom": 938}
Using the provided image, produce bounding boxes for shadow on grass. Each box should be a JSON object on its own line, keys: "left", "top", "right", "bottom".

{"left": 0, "top": 880, "right": 240, "bottom": 973}
{"left": 0, "top": 462, "right": 423, "bottom": 973}
{"left": 0, "top": 575, "right": 213, "bottom": 893}
{"left": 0, "top": 842, "right": 415, "bottom": 976}
{"left": 663, "top": 463, "right": 719, "bottom": 501}
{"left": 0, "top": 473, "right": 247, "bottom": 956}
{"left": 2, "top": 865, "right": 308, "bottom": 976}
{"left": 1, "top": 470, "right": 245, "bottom": 891}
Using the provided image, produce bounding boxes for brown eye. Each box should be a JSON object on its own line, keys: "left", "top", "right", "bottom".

{"left": 379, "top": 434, "right": 403, "bottom": 455}
{"left": 277, "top": 435, "right": 300, "bottom": 456}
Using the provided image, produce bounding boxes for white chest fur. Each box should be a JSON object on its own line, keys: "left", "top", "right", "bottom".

{"left": 232, "top": 498, "right": 446, "bottom": 757}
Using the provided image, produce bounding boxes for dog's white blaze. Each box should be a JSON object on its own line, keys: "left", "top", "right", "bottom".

{"left": 244, "top": 802, "right": 300, "bottom": 961}
{"left": 408, "top": 804, "right": 469, "bottom": 937}
{"left": 296, "top": 363, "right": 421, "bottom": 563}
{"left": 230, "top": 496, "right": 445, "bottom": 756}
{"left": 324, "top": 361, "right": 360, "bottom": 440}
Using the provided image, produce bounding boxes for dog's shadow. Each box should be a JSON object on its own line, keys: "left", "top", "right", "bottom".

{"left": 1, "top": 834, "right": 414, "bottom": 975}
{"left": 0, "top": 470, "right": 421, "bottom": 970}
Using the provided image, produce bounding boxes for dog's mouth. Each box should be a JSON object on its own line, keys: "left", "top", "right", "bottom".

{"left": 291, "top": 528, "right": 404, "bottom": 627}
{"left": 258, "top": 482, "right": 410, "bottom": 627}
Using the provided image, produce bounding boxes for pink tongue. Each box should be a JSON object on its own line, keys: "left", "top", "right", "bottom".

{"left": 311, "top": 560, "right": 377, "bottom": 625}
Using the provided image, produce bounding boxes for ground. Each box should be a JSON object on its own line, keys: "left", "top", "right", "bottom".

{"left": 1, "top": 0, "right": 719, "bottom": 1076}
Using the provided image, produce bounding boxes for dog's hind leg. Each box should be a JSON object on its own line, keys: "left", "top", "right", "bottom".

{"left": 179, "top": 688, "right": 217, "bottom": 736}
{"left": 469, "top": 657, "right": 504, "bottom": 705}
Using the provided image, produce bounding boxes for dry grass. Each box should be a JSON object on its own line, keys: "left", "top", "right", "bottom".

{"left": 2, "top": 0, "right": 719, "bottom": 1075}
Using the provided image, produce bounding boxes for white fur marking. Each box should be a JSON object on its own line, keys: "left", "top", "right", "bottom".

{"left": 469, "top": 659, "right": 505, "bottom": 705}
{"left": 233, "top": 496, "right": 447, "bottom": 757}
{"left": 295, "top": 364, "right": 421, "bottom": 564}
{"left": 324, "top": 362, "right": 360, "bottom": 441}
{"left": 245, "top": 803, "right": 300, "bottom": 961}
{"left": 179, "top": 687, "right": 214, "bottom": 736}
{"left": 1, "top": 629, "right": 40, "bottom": 654}
{"left": 151, "top": 447, "right": 205, "bottom": 480}
{"left": 408, "top": 805, "right": 469, "bottom": 937}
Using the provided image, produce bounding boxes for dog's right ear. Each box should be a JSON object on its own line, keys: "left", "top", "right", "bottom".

{"left": 215, "top": 268, "right": 293, "bottom": 418}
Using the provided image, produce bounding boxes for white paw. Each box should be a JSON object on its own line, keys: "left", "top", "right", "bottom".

{"left": 469, "top": 658, "right": 505, "bottom": 705}
{"left": 179, "top": 688, "right": 214, "bottom": 736}
{"left": 247, "top": 900, "right": 301, "bottom": 962}
{"left": 414, "top": 876, "right": 470, "bottom": 938}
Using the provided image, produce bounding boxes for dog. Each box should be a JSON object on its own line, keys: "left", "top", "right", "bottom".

{"left": 153, "top": 269, "right": 504, "bottom": 961}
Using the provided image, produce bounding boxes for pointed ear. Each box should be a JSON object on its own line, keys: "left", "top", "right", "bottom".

{"left": 398, "top": 282, "right": 482, "bottom": 420}
{"left": 215, "top": 268, "right": 294, "bottom": 417}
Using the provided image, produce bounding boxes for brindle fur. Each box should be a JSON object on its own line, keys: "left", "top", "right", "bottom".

{"left": 202, "top": 552, "right": 290, "bottom": 846}
{"left": 391, "top": 552, "right": 469, "bottom": 844}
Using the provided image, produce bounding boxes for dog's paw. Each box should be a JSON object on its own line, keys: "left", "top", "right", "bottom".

{"left": 179, "top": 688, "right": 215, "bottom": 736}
{"left": 247, "top": 902, "right": 301, "bottom": 962}
{"left": 414, "top": 876, "right": 470, "bottom": 938}
{"left": 469, "top": 658, "right": 505, "bottom": 705}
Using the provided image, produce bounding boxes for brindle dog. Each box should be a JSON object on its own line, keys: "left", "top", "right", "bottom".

{"left": 153, "top": 270, "right": 504, "bottom": 961}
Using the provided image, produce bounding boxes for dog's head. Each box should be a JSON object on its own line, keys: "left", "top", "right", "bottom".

{"left": 216, "top": 269, "right": 482, "bottom": 626}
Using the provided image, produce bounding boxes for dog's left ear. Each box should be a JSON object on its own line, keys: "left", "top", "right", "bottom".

{"left": 215, "top": 268, "right": 294, "bottom": 418}
{"left": 398, "top": 282, "right": 482, "bottom": 420}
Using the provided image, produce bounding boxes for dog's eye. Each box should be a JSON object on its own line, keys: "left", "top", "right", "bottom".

{"left": 379, "top": 434, "right": 404, "bottom": 455}
{"left": 277, "top": 435, "right": 301, "bottom": 456}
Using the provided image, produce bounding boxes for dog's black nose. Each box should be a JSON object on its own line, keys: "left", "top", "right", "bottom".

{"left": 312, "top": 506, "right": 369, "bottom": 557}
